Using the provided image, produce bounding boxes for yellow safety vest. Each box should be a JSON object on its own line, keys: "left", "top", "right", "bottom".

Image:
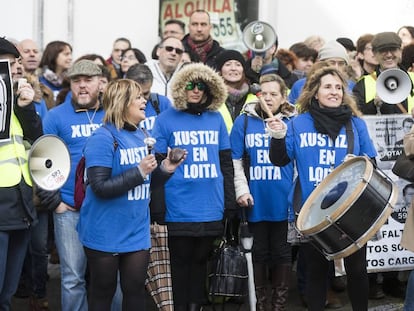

{"left": 363, "top": 71, "right": 414, "bottom": 114}
{"left": 219, "top": 93, "right": 258, "bottom": 134}
{"left": 0, "top": 112, "right": 32, "bottom": 187}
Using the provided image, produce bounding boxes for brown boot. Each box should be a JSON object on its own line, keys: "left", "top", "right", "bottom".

{"left": 29, "top": 295, "right": 49, "bottom": 311}
{"left": 254, "top": 263, "right": 268, "bottom": 311}
{"left": 271, "top": 264, "right": 291, "bottom": 311}
{"left": 326, "top": 288, "right": 343, "bottom": 309}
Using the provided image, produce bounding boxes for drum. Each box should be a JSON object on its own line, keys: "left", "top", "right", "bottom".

{"left": 296, "top": 156, "right": 398, "bottom": 260}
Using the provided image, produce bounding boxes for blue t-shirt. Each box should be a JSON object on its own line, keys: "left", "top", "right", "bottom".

{"left": 139, "top": 94, "right": 171, "bottom": 134}
{"left": 231, "top": 114, "right": 294, "bottom": 222}
{"left": 42, "top": 99, "right": 104, "bottom": 207}
{"left": 152, "top": 108, "right": 230, "bottom": 222}
{"left": 77, "top": 124, "right": 151, "bottom": 252}
{"left": 285, "top": 113, "right": 377, "bottom": 206}
{"left": 34, "top": 99, "right": 48, "bottom": 119}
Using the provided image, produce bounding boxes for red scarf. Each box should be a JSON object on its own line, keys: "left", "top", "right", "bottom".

{"left": 187, "top": 36, "right": 214, "bottom": 63}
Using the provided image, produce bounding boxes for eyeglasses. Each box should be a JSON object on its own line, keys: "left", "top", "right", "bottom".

{"left": 185, "top": 81, "right": 206, "bottom": 91}
{"left": 376, "top": 47, "right": 400, "bottom": 54}
{"left": 161, "top": 45, "right": 184, "bottom": 55}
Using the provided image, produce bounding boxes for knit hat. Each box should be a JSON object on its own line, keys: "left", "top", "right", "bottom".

{"left": 371, "top": 32, "right": 402, "bottom": 52}
{"left": 67, "top": 60, "right": 102, "bottom": 79}
{"left": 318, "top": 40, "right": 350, "bottom": 65}
{"left": 215, "top": 49, "right": 247, "bottom": 72}
{"left": 0, "top": 37, "right": 20, "bottom": 57}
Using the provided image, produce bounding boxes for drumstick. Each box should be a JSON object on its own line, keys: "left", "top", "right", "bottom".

{"left": 257, "top": 93, "right": 274, "bottom": 119}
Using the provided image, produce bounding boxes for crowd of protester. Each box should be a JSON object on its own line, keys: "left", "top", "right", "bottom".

{"left": 2, "top": 8, "right": 414, "bottom": 311}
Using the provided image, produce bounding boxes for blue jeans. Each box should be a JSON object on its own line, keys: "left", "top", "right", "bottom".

{"left": 54, "top": 210, "right": 87, "bottom": 311}
{"left": 0, "top": 229, "right": 30, "bottom": 310}
{"left": 405, "top": 270, "right": 414, "bottom": 311}
{"left": 29, "top": 211, "right": 49, "bottom": 298}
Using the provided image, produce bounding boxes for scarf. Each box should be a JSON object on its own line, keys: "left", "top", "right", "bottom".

{"left": 187, "top": 36, "right": 214, "bottom": 63}
{"left": 42, "top": 67, "right": 64, "bottom": 87}
{"left": 309, "top": 98, "right": 352, "bottom": 141}
{"left": 226, "top": 83, "right": 249, "bottom": 117}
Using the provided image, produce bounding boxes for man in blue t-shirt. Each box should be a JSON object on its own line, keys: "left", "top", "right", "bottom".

{"left": 42, "top": 60, "right": 104, "bottom": 311}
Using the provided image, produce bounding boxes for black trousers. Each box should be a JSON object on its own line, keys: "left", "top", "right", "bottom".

{"left": 168, "top": 236, "right": 216, "bottom": 306}
{"left": 302, "top": 243, "right": 368, "bottom": 311}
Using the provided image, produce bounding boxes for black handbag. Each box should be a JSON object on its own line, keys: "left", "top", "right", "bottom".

{"left": 392, "top": 149, "right": 414, "bottom": 182}
{"left": 208, "top": 220, "right": 248, "bottom": 299}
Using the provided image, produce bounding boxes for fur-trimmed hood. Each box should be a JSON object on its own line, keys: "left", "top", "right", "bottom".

{"left": 170, "top": 63, "right": 227, "bottom": 112}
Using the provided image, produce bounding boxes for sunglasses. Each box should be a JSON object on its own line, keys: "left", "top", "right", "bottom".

{"left": 162, "top": 46, "right": 184, "bottom": 55}
{"left": 185, "top": 81, "right": 207, "bottom": 91}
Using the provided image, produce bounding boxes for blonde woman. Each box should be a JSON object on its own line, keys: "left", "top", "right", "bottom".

{"left": 77, "top": 79, "right": 184, "bottom": 311}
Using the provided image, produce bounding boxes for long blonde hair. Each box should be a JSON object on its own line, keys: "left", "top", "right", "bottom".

{"left": 297, "top": 66, "right": 361, "bottom": 116}
{"left": 103, "top": 79, "right": 142, "bottom": 129}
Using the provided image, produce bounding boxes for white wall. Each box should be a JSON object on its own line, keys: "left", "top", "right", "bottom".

{"left": 261, "top": 0, "right": 414, "bottom": 49}
{"left": 2, "top": 0, "right": 414, "bottom": 60}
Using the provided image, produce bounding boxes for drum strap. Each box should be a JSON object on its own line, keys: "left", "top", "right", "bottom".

{"left": 345, "top": 120, "right": 354, "bottom": 154}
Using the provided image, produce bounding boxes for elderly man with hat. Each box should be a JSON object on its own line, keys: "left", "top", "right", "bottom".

{"left": 42, "top": 59, "right": 105, "bottom": 311}
{"left": 288, "top": 40, "right": 353, "bottom": 105}
{"left": 0, "top": 37, "right": 43, "bottom": 310}
{"left": 353, "top": 31, "right": 413, "bottom": 115}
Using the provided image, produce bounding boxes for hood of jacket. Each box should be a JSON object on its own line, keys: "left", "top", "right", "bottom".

{"left": 170, "top": 63, "right": 227, "bottom": 112}
{"left": 243, "top": 100, "right": 297, "bottom": 120}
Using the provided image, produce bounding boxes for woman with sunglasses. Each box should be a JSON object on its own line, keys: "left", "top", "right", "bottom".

{"left": 146, "top": 36, "right": 185, "bottom": 101}
{"left": 152, "top": 63, "right": 237, "bottom": 311}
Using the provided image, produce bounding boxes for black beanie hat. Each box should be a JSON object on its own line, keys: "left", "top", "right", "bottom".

{"left": 215, "top": 49, "right": 247, "bottom": 72}
{"left": 0, "top": 37, "right": 20, "bottom": 57}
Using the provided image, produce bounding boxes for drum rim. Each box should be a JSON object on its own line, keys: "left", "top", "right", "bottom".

{"left": 297, "top": 156, "right": 372, "bottom": 234}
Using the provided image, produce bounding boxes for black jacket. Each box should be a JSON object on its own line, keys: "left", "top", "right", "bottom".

{"left": 0, "top": 102, "right": 43, "bottom": 230}
{"left": 182, "top": 34, "right": 224, "bottom": 69}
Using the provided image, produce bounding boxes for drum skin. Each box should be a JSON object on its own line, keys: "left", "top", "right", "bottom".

{"left": 296, "top": 156, "right": 397, "bottom": 260}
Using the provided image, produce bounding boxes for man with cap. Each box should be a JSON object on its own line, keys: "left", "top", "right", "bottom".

{"left": 353, "top": 31, "right": 413, "bottom": 115}
{"left": 354, "top": 32, "right": 410, "bottom": 300}
{"left": 0, "top": 37, "right": 43, "bottom": 310}
{"left": 289, "top": 40, "right": 354, "bottom": 105}
{"left": 42, "top": 59, "right": 105, "bottom": 311}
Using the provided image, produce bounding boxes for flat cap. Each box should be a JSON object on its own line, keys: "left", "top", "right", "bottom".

{"left": 67, "top": 60, "right": 102, "bottom": 78}
{"left": 0, "top": 37, "right": 20, "bottom": 57}
{"left": 372, "top": 32, "right": 402, "bottom": 52}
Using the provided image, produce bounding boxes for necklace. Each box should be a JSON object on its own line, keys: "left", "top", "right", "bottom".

{"left": 86, "top": 108, "right": 98, "bottom": 125}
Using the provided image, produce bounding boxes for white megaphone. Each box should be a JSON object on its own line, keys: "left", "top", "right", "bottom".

{"left": 376, "top": 68, "right": 412, "bottom": 104}
{"left": 242, "top": 21, "right": 277, "bottom": 53}
{"left": 29, "top": 135, "right": 71, "bottom": 191}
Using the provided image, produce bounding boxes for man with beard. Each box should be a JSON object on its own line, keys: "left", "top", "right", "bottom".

{"left": 182, "top": 9, "right": 224, "bottom": 69}
{"left": 42, "top": 60, "right": 104, "bottom": 311}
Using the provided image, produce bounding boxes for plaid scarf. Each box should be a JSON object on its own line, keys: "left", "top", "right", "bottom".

{"left": 187, "top": 36, "right": 214, "bottom": 63}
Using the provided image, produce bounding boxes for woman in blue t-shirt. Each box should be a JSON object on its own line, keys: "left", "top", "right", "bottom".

{"left": 267, "top": 66, "right": 377, "bottom": 311}
{"left": 230, "top": 73, "right": 296, "bottom": 310}
{"left": 77, "top": 79, "right": 184, "bottom": 310}
{"left": 152, "top": 63, "right": 237, "bottom": 311}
